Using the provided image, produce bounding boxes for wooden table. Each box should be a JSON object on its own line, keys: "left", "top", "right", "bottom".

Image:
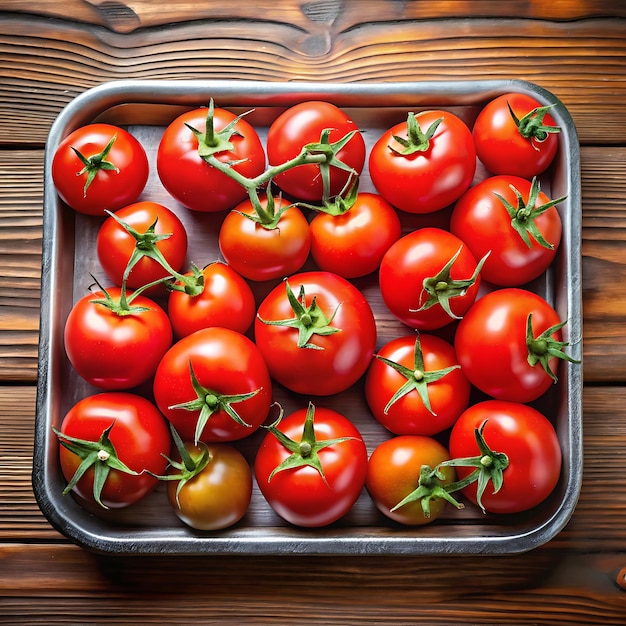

{"left": 2, "top": 1, "right": 626, "bottom": 622}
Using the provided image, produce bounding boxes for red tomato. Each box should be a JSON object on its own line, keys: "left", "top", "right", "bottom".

{"left": 365, "top": 333, "right": 470, "bottom": 436}
{"left": 448, "top": 400, "right": 562, "bottom": 514}
{"left": 167, "top": 261, "right": 256, "bottom": 338}
{"left": 157, "top": 106, "right": 266, "bottom": 212}
{"left": 152, "top": 327, "right": 273, "bottom": 443}
{"left": 254, "top": 271, "right": 377, "bottom": 396}
{"left": 218, "top": 195, "right": 311, "bottom": 282}
{"left": 97, "top": 201, "right": 188, "bottom": 290}
{"left": 454, "top": 288, "right": 576, "bottom": 403}
{"left": 309, "top": 192, "right": 402, "bottom": 278}
{"left": 369, "top": 109, "right": 476, "bottom": 214}
{"left": 254, "top": 403, "right": 368, "bottom": 527}
{"left": 365, "top": 435, "right": 457, "bottom": 525}
{"left": 266, "top": 101, "right": 366, "bottom": 202}
{"left": 51, "top": 123, "right": 149, "bottom": 216}
{"left": 64, "top": 286, "right": 173, "bottom": 390}
{"left": 473, "top": 92, "right": 560, "bottom": 179}
{"left": 379, "top": 227, "right": 484, "bottom": 330}
{"left": 450, "top": 175, "right": 563, "bottom": 286}
{"left": 55, "top": 392, "right": 170, "bottom": 509}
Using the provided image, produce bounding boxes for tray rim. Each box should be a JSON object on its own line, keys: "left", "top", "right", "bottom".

{"left": 33, "top": 78, "right": 583, "bottom": 556}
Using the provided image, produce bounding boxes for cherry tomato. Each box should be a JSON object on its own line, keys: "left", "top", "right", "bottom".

{"left": 369, "top": 109, "right": 476, "bottom": 214}
{"left": 365, "top": 333, "right": 470, "bottom": 436}
{"left": 254, "top": 403, "right": 368, "bottom": 527}
{"left": 266, "top": 101, "right": 366, "bottom": 202}
{"left": 64, "top": 286, "right": 173, "bottom": 390}
{"left": 254, "top": 271, "right": 377, "bottom": 396}
{"left": 55, "top": 392, "right": 170, "bottom": 509}
{"left": 165, "top": 441, "right": 253, "bottom": 531}
{"left": 454, "top": 288, "right": 576, "bottom": 403}
{"left": 379, "top": 227, "right": 484, "bottom": 330}
{"left": 167, "top": 261, "right": 256, "bottom": 338}
{"left": 448, "top": 400, "right": 562, "bottom": 514}
{"left": 153, "top": 327, "right": 273, "bottom": 443}
{"left": 157, "top": 105, "right": 265, "bottom": 212}
{"left": 366, "top": 435, "right": 457, "bottom": 526}
{"left": 52, "top": 123, "right": 149, "bottom": 216}
{"left": 309, "top": 192, "right": 402, "bottom": 279}
{"left": 473, "top": 92, "right": 560, "bottom": 179}
{"left": 450, "top": 175, "right": 563, "bottom": 286}
{"left": 218, "top": 195, "right": 311, "bottom": 282}
{"left": 97, "top": 201, "right": 188, "bottom": 290}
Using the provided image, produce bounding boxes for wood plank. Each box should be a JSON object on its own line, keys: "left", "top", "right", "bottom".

{"left": 0, "top": 14, "right": 625, "bottom": 145}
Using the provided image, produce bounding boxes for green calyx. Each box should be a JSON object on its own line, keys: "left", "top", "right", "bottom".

{"left": 88, "top": 274, "right": 168, "bottom": 317}
{"left": 168, "top": 359, "right": 261, "bottom": 445}
{"left": 257, "top": 279, "right": 341, "bottom": 350}
{"left": 526, "top": 313, "right": 581, "bottom": 383}
{"left": 72, "top": 133, "right": 119, "bottom": 197}
{"left": 412, "top": 246, "right": 489, "bottom": 320}
{"left": 493, "top": 177, "right": 566, "bottom": 250}
{"left": 148, "top": 423, "right": 212, "bottom": 509}
{"left": 263, "top": 402, "right": 357, "bottom": 485}
{"left": 52, "top": 422, "right": 138, "bottom": 509}
{"left": 508, "top": 101, "right": 561, "bottom": 142}
{"left": 375, "top": 333, "right": 460, "bottom": 416}
{"left": 389, "top": 112, "right": 442, "bottom": 155}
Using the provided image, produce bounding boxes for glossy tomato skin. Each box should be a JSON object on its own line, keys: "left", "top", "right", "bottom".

{"left": 167, "top": 261, "right": 256, "bottom": 338}
{"left": 366, "top": 435, "right": 456, "bottom": 525}
{"left": 58, "top": 392, "right": 170, "bottom": 509}
{"left": 254, "top": 271, "right": 377, "bottom": 396}
{"left": 218, "top": 198, "right": 311, "bottom": 282}
{"left": 365, "top": 334, "right": 470, "bottom": 436}
{"left": 450, "top": 175, "right": 562, "bottom": 286}
{"left": 52, "top": 123, "right": 149, "bottom": 216}
{"left": 157, "top": 107, "right": 265, "bottom": 212}
{"left": 254, "top": 406, "right": 368, "bottom": 527}
{"left": 379, "top": 227, "right": 482, "bottom": 330}
{"left": 449, "top": 400, "right": 562, "bottom": 514}
{"left": 64, "top": 287, "right": 173, "bottom": 390}
{"left": 309, "top": 192, "right": 402, "bottom": 278}
{"left": 97, "top": 201, "right": 188, "bottom": 290}
{"left": 473, "top": 93, "right": 559, "bottom": 179}
{"left": 167, "top": 442, "right": 253, "bottom": 530}
{"left": 454, "top": 288, "right": 565, "bottom": 403}
{"left": 369, "top": 110, "right": 476, "bottom": 214}
{"left": 153, "top": 327, "right": 272, "bottom": 442}
{"left": 266, "top": 101, "right": 366, "bottom": 202}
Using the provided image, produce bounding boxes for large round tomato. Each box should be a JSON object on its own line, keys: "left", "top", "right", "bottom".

{"left": 450, "top": 175, "right": 563, "bottom": 286}
{"left": 157, "top": 106, "right": 266, "bottom": 212}
{"left": 448, "top": 400, "right": 562, "bottom": 514}
{"left": 309, "top": 192, "right": 402, "bottom": 278}
{"left": 152, "top": 327, "right": 272, "bottom": 443}
{"left": 254, "top": 403, "right": 368, "bottom": 527}
{"left": 379, "top": 227, "right": 484, "bottom": 330}
{"left": 97, "top": 201, "right": 188, "bottom": 290}
{"left": 473, "top": 92, "right": 560, "bottom": 179}
{"left": 165, "top": 441, "right": 253, "bottom": 531}
{"left": 64, "top": 286, "right": 173, "bottom": 390}
{"left": 365, "top": 333, "right": 470, "bottom": 436}
{"left": 454, "top": 288, "right": 575, "bottom": 403}
{"left": 369, "top": 109, "right": 476, "bottom": 214}
{"left": 365, "top": 435, "right": 457, "bottom": 526}
{"left": 266, "top": 101, "right": 366, "bottom": 202}
{"left": 254, "top": 271, "right": 377, "bottom": 396}
{"left": 167, "top": 261, "right": 256, "bottom": 338}
{"left": 52, "top": 123, "right": 149, "bottom": 216}
{"left": 55, "top": 392, "right": 170, "bottom": 509}
{"left": 218, "top": 195, "right": 311, "bottom": 282}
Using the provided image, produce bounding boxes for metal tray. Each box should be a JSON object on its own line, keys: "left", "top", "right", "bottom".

{"left": 33, "top": 79, "right": 583, "bottom": 556}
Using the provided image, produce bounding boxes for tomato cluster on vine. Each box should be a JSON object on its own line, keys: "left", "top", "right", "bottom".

{"left": 51, "top": 92, "right": 578, "bottom": 530}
